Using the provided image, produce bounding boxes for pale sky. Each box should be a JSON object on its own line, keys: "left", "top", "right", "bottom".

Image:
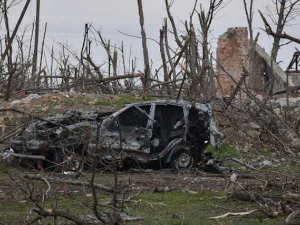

{"left": 5, "top": 0, "right": 300, "bottom": 72}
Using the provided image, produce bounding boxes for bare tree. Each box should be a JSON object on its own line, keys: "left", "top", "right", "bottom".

{"left": 163, "top": 0, "right": 225, "bottom": 100}
{"left": 259, "top": 8, "right": 300, "bottom": 46}
{"left": 243, "top": 0, "right": 259, "bottom": 91}
{"left": 198, "top": 0, "right": 224, "bottom": 67}
{"left": 159, "top": 27, "right": 172, "bottom": 96}
{"left": 1, "top": 0, "right": 31, "bottom": 62}
{"left": 264, "top": 0, "right": 300, "bottom": 61}
{"left": 137, "top": 0, "right": 151, "bottom": 97}
{"left": 2, "top": 0, "right": 14, "bottom": 101}
{"left": 112, "top": 47, "right": 118, "bottom": 93}
{"left": 197, "top": 0, "right": 224, "bottom": 99}
{"left": 259, "top": 1, "right": 300, "bottom": 102}
{"left": 31, "top": 0, "right": 40, "bottom": 81}
{"left": 243, "top": 0, "right": 254, "bottom": 42}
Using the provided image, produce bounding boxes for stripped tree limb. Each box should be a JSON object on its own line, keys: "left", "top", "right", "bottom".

{"left": 286, "top": 210, "right": 300, "bottom": 225}
{"left": 23, "top": 174, "right": 114, "bottom": 193}
{"left": 210, "top": 210, "right": 257, "bottom": 219}
{"left": 32, "top": 209, "right": 88, "bottom": 225}
{"left": 259, "top": 10, "right": 300, "bottom": 45}
{"left": 165, "top": 0, "right": 183, "bottom": 48}
{"left": 1, "top": 0, "right": 32, "bottom": 61}
{"left": 159, "top": 28, "right": 172, "bottom": 96}
{"left": 0, "top": 152, "right": 46, "bottom": 160}
{"left": 137, "top": 0, "right": 151, "bottom": 96}
{"left": 168, "top": 37, "right": 191, "bottom": 80}
{"left": 273, "top": 84, "right": 300, "bottom": 95}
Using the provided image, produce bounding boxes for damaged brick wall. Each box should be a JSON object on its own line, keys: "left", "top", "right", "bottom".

{"left": 216, "top": 27, "right": 291, "bottom": 97}
{"left": 216, "top": 27, "right": 249, "bottom": 96}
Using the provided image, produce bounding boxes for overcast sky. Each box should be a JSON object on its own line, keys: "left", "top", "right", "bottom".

{"left": 6, "top": 0, "right": 300, "bottom": 71}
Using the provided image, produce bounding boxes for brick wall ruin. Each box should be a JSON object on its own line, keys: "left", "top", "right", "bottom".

{"left": 216, "top": 27, "right": 249, "bottom": 96}
{"left": 216, "top": 27, "right": 287, "bottom": 97}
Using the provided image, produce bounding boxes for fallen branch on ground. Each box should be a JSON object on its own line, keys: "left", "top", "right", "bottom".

{"left": 210, "top": 210, "right": 257, "bottom": 219}
{"left": 23, "top": 174, "right": 114, "bottom": 194}
{"left": 286, "top": 210, "right": 300, "bottom": 225}
{"left": 282, "top": 193, "right": 300, "bottom": 203}
{"left": 0, "top": 152, "right": 46, "bottom": 160}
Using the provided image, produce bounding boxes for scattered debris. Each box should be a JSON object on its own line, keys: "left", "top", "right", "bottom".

{"left": 210, "top": 210, "right": 257, "bottom": 219}
{"left": 286, "top": 210, "right": 300, "bottom": 225}
{"left": 23, "top": 173, "right": 114, "bottom": 193}
{"left": 10, "top": 94, "right": 41, "bottom": 107}
{"left": 259, "top": 160, "right": 273, "bottom": 167}
{"left": 282, "top": 193, "right": 300, "bottom": 203}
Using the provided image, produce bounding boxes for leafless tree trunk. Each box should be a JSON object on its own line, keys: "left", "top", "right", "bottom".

{"left": 137, "top": 0, "right": 150, "bottom": 97}
{"left": 32, "top": 0, "right": 40, "bottom": 82}
{"left": 1, "top": 0, "right": 31, "bottom": 62}
{"left": 165, "top": 0, "right": 183, "bottom": 48}
{"left": 85, "top": 23, "right": 91, "bottom": 80}
{"left": 121, "top": 41, "right": 128, "bottom": 87}
{"left": 159, "top": 28, "right": 172, "bottom": 96}
{"left": 2, "top": 0, "right": 14, "bottom": 101}
{"left": 163, "top": 18, "right": 177, "bottom": 92}
{"left": 27, "top": 22, "right": 35, "bottom": 66}
{"left": 243, "top": 0, "right": 258, "bottom": 91}
{"left": 112, "top": 47, "right": 118, "bottom": 93}
{"left": 259, "top": 3, "right": 300, "bottom": 97}
{"left": 197, "top": 0, "right": 224, "bottom": 99}
{"left": 108, "top": 40, "right": 111, "bottom": 78}
{"left": 243, "top": 0, "right": 254, "bottom": 42}
{"left": 265, "top": 0, "right": 300, "bottom": 61}
{"left": 188, "top": 24, "right": 197, "bottom": 98}
{"left": 38, "top": 22, "right": 47, "bottom": 86}
{"left": 50, "top": 44, "right": 54, "bottom": 87}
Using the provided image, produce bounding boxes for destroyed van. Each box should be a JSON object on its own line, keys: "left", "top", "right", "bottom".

{"left": 4, "top": 100, "right": 223, "bottom": 171}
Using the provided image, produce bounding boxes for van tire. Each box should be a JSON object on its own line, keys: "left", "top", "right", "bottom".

{"left": 171, "top": 148, "right": 194, "bottom": 170}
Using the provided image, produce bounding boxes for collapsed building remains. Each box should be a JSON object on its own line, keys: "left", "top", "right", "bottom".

{"left": 217, "top": 27, "right": 300, "bottom": 97}
{"left": 287, "top": 52, "right": 300, "bottom": 84}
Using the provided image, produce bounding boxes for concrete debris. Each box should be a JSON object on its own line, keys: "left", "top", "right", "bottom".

{"left": 10, "top": 94, "right": 41, "bottom": 107}
{"left": 260, "top": 160, "right": 273, "bottom": 167}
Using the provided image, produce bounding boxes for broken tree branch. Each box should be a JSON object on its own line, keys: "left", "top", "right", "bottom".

{"left": 23, "top": 174, "right": 114, "bottom": 193}
{"left": 1, "top": 0, "right": 31, "bottom": 61}
{"left": 210, "top": 210, "right": 257, "bottom": 219}
{"left": 137, "top": 0, "right": 151, "bottom": 96}
{"left": 259, "top": 10, "right": 300, "bottom": 45}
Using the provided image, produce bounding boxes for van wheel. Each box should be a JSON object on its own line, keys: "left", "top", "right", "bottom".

{"left": 171, "top": 149, "right": 194, "bottom": 170}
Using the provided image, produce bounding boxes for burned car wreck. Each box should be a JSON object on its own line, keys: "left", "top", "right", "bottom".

{"left": 4, "top": 100, "right": 223, "bottom": 171}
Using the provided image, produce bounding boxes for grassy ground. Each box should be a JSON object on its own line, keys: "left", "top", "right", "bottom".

{"left": 0, "top": 189, "right": 285, "bottom": 225}
{"left": 0, "top": 160, "right": 291, "bottom": 225}
{"left": 126, "top": 191, "right": 284, "bottom": 225}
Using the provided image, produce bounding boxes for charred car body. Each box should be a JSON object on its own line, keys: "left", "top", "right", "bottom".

{"left": 4, "top": 100, "right": 223, "bottom": 170}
